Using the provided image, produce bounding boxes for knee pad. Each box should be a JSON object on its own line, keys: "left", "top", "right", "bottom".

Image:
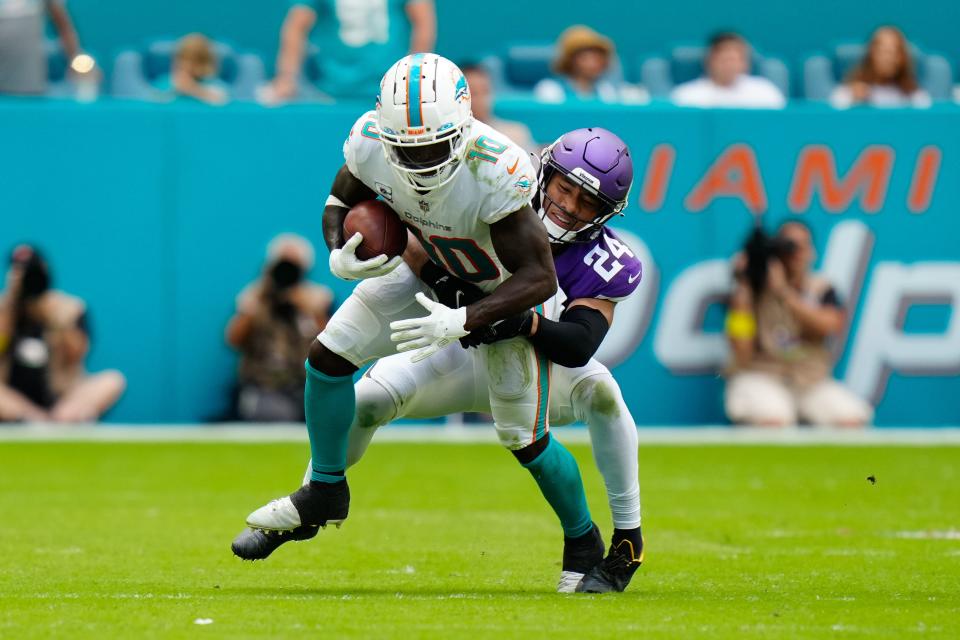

{"left": 353, "top": 376, "right": 399, "bottom": 430}
{"left": 485, "top": 339, "right": 535, "bottom": 402}
{"left": 572, "top": 374, "right": 624, "bottom": 423}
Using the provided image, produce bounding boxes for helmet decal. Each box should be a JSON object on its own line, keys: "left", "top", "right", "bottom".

{"left": 569, "top": 166, "right": 601, "bottom": 191}
{"left": 406, "top": 52, "right": 425, "bottom": 129}
{"left": 454, "top": 74, "right": 469, "bottom": 103}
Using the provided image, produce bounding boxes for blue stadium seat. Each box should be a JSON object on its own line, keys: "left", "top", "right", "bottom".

{"left": 503, "top": 44, "right": 556, "bottom": 89}
{"left": 802, "top": 55, "right": 833, "bottom": 101}
{"left": 641, "top": 44, "right": 789, "bottom": 99}
{"left": 111, "top": 50, "right": 152, "bottom": 99}
{"left": 803, "top": 42, "right": 953, "bottom": 101}
{"left": 637, "top": 56, "right": 671, "bottom": 98}
{"left": 111, "top": 38, "right": 265, "bottom": 101}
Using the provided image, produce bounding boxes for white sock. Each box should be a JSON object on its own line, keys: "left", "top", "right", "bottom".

{"left": 573, "top": 373, "right": 642, "bottom": 530}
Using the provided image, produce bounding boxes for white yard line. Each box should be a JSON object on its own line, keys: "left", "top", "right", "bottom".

{"left": 1, "top": 424, "right": 959, "bottom": 445}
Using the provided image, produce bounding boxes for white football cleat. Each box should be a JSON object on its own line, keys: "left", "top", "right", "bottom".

{"left": 246, "top": 496, "right": 302, "bottom": 531}
{"left": 557, "top": 571, "right": 585, "bottom": 594}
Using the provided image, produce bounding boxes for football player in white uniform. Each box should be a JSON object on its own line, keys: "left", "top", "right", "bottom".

{"left": 234, "top": 128, "right": 645, "bottom": 593}
{"left": 238, "top": 54, "right": 602, "bottom": 569}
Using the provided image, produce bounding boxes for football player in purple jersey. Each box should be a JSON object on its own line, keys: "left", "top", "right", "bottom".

{"left": 233, "top": 128, "right": 644, "bottom": 594}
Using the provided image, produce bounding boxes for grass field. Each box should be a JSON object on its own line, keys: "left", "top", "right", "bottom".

{"left": 1, "top": 438, "right": 958, "bottom": 638}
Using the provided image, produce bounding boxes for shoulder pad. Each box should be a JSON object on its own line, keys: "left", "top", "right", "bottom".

{"left": 343, "top": 110, "right": 382, "bottom": 173}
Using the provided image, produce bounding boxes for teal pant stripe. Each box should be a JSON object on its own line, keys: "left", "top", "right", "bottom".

{"left": 534, "top": 351, "right": 551, "bottom": 442}
{"left": 532, "top": 302, "right": 550, "bottom": 442}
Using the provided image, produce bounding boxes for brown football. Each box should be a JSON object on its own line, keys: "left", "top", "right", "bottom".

{"left": 342, "top": 200, "right": 408, "bottom": 261}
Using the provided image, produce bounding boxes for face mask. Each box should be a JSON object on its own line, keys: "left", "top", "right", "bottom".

{"left": 269, "top": 260, "right": 303, "bottom": 291}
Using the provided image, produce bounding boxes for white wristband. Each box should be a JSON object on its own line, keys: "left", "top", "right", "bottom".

{"left": 325, "top": 195, "right": 348, "bottom": 209}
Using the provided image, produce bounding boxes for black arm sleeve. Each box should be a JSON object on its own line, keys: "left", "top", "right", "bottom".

{"left": 529, "top": 305, "right": 610, "bottom": 368}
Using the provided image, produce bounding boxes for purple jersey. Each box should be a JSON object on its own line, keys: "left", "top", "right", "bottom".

{"left": 553, "top": 227, "right": 642, "bottom": 303}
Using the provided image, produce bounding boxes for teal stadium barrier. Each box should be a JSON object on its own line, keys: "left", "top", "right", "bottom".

{"left": 2, "top": 98, "right": 958, "bottom": 425}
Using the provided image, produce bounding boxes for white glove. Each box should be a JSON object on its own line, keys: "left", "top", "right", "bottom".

{"left": 390, "top": 292, "right": 470, "bottom": 362}
{"left": 329, "top": 232, "right": 403, "bottom": 281}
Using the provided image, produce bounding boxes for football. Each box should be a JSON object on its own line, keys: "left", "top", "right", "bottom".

{"left": 343, "top": 199, "right": 408, "bottom": 261}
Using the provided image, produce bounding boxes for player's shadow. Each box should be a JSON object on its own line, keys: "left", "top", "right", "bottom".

{"left": 220, "top": 586, "right": 610, "bottom": 598}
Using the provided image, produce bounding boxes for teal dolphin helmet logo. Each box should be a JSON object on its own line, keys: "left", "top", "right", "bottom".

{"left": 454, "top": 74, "right": 469, "bottom": 103}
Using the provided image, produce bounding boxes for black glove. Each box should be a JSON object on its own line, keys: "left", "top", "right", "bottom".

{"left": 461, "top": 309, "right": 536, "bottom": 348}
{"left": 420, "top": 261, "right": 486, "bottom": 309}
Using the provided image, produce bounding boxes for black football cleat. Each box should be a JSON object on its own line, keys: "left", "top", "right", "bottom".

{"left": 576, "top": 536, "right": 644, "bottom": 593}
{"left": 558, "top": 522, "right": 605, "bottom": 593}
{"left": 231, "top": 525, "right": 319, "bottom": 561}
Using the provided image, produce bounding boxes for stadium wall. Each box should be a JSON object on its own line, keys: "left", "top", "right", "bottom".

{"left": 1, "top": 99, "right": 958, "bottom": 425}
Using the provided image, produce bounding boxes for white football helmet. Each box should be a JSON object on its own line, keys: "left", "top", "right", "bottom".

{"left": 377, "top": 53, "right": 473, "bottom": 192}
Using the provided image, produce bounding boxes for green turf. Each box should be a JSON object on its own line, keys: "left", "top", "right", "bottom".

{"left": 1, "top": 439, "right": 958, "bottom": 639}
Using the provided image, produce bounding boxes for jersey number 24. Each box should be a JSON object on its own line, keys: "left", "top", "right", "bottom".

{"left": 584, "top": 236, "right": 634, "bottom": 282}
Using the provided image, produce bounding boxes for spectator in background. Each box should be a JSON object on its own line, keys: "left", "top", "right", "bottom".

{"left": 723, "top": 222, "right": 872, "bottom": 428}
{"left": 263, "top": 0, "right": 435, "bottom": 103}
{"left": 830, "top": 26, "right": 931, "bottom": 109}
{"left": 0, "top": 0, "right": 83, "bottom": 95}
{"left": 0, "top": 245, "right": 125, "bottom": 423}
{"left": 227, "top": 234, "right": 333, "bottom": 422}
{"left": 534, "top": 25, "right": 646, "bottom": 104}
{"left": 462, "top": 63, "right": 537, "bottom": 153}
{"left": 155, "top": 34, "right": 229, "bottom": 105}
{"left": 671, "top": 32, "right": 785, "bottom": 109}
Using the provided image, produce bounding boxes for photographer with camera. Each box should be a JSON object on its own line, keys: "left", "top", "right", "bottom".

{"left": 0, "top": 245, "right": 125, "bottom": 423}
{"left": 724, "top": 221, "right": 873, "bottom": 427}
{"left": 226, "top": 234, "right": 333, "bottom": 422}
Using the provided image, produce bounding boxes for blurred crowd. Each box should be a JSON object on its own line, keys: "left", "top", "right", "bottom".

{"left": 0, "top": 0, "right": 946, "bottom": 113}
{"left": 0, "top": 245, "right": 125, "bottom": 422}
{"left": 723, "top": 224, "right": 872, "bottom": 428}
{"left": 0, "top": 227, "right": 873, "bottom": 429}
{"left": 225, "top": 234, "right": 332, "bottom": 423}
{"left": 0, "top": 235, "right": 334, "bottom": 425}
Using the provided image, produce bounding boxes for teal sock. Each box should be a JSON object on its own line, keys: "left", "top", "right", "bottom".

{"left": 521, "top": 436, "right": 593, "bottom": 538}
{"left": 304, "top": 360, "right": 355, "bottom": 483}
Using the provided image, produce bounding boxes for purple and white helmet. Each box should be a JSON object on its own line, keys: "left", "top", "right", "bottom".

{"left": 536, "top": 127, "right": 633, "bottom": 243}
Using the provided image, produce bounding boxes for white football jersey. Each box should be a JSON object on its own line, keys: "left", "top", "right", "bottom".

{"left": 343, "top": 111, "right": 536, "bottom": 293}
